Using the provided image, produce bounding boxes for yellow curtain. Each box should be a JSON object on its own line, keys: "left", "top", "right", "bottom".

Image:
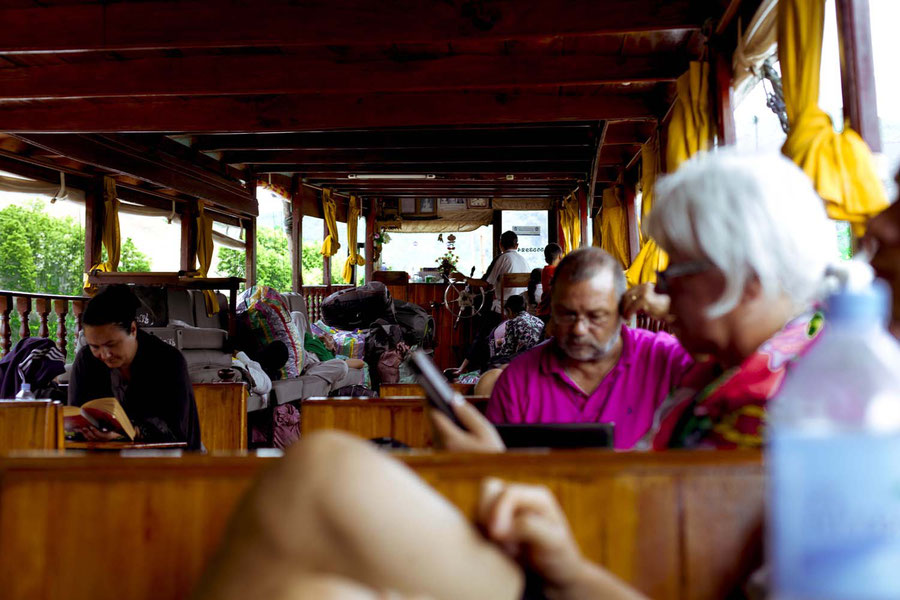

{"left": 591, "top": 213, "right": 602, "bottom": 248}
{"left": 84, "top": 176, "right": 121, "bottom": 292}
{"left": 597, "top": 187, "right": 630, "bottom": 270}
{"left": 341, "top": 196, "right": 366, "bottom": 283}
{"left": 666, "top": 61, "right": 714, "bottom": 173}
{"left": 321, "top": 188, "right": 341, "bottom": 257}
{"left": 195, "top": 203, "right": 219, "bottom": 315}
{"left": 626, "top": 140, "right": 669, "bottom": 286}
{"left": 778, "top": 0, "right": 887, "bottom": 235}
{"left": 559, "top": 193, "right": 581, "bottom": 253}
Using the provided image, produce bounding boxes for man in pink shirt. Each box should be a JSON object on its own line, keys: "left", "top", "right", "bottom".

{"left": 485, "top": 247, "right": 692, "bottom": 449}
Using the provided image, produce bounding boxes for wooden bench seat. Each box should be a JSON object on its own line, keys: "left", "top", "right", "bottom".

{"left": 301, "top": 396, "right": 489, "bottom": 447}
{"left": 0, "top": 450, "right": 763, "bottom": 600}
{"left": 192, "top": 382, "right": 248, "bottom": 452}
{"left": 379, "top": 382, "right": 475, "bottom": 398}
{"left": 0, "top": 400, "right": 64, "bottom": 452}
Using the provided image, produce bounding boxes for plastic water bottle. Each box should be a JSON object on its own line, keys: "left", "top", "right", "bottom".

{"left": 14, "top": 383, "right": 35, "bottom": 399}
{"left": 769, "top": 281, "right": 900, "bottom": 599}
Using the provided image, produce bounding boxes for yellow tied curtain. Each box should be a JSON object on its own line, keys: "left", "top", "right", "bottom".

{"left": 559, "top": 193, "right": 581, "bottom": 253}
{"left": 626, "top": 140, "right": 669, "bottom": 286}
{"left": 195, "top": 203, "right": 219, "bottom": 315}
{"left": 597, "top": 187, "right": 630, "bottom": 270}
{"left": 778, "top": 0, "right": 887, "bottom": 235}
{"left": 666, "top": 61, "right": 714, "bottom": 173}
{"left": 84, "top": 176, "right": 121, "bottom": 292}
{"left": 320, "top": 188, "right": 341, "bottom": 257}
{"left": 341, "top": 196, "right": 366, "bottom": 283}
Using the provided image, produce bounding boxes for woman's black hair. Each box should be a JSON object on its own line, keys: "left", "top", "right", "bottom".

{"left": 82, "top": 284, "right": 141, "bottom": 332}
{"left": 505, "top": 293, "right": 527, "bottom": 315}
{"left": 526, "top": 268, "right": 542, "bottom": 306}
{"left": 544, "top": 243, "right": 563, "bottom": 265}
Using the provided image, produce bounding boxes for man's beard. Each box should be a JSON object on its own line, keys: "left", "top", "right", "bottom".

{"left": 556, "top": 323, "right": 621, "bottom": 362}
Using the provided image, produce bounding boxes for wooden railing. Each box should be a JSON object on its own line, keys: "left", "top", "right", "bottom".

{"left": 0, "top": 290, "right": 88, "bottom": 358}
{"left": 301, "top": 284, "right": 353, "bottom": 324}
{"left": 636, "top": 313, "right": 673, "bottom": 334}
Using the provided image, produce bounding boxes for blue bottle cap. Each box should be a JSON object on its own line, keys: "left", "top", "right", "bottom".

{"left": 826, "top": 278, "right": 892, "bottom": 325}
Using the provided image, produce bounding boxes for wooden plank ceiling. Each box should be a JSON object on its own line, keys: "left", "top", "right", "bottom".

{"left": 0, "top": 0, "right": 744, "bottom": 210}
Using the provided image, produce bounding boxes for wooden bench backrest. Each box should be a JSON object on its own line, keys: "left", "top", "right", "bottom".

{"left": 373, "top": 271, "right": 410, "bottom": 301}
{"left": 379, "top": 382, "right": 475, "bottom": 398}
{"left": 301, "top": 396, "right": 489, "bottom": 447}
{"left": 0, "top": 400, "right": 63, "bottom": 452}
{"left": 0, "top": 451, "right": 763, "bottom": 600}
{"left": 192, "top": 383, "right": 248, "bottom": 452}
{"left": 498, "top": 272, "right": 532, "bottom": 306}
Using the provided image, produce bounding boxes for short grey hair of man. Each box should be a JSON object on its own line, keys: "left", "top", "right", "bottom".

{"left": 646, "top": 151, "right": 838, "bottom": 318}
{"left": 551, "top": 247, "right": 627, "bottom": 301}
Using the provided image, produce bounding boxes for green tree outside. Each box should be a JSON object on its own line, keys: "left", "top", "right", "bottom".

{"left": 217, "top": 226, "right": 348, "bottom": 289}
{"left": 0, "top": 201, "right": 151, "bottom": 358}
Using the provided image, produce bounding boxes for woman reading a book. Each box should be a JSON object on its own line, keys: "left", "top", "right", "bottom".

{"left": 67, "top": 284, "right": 202, "bottom": 450}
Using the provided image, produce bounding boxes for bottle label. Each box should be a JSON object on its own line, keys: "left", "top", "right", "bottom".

{"left": 770, "top": 432, "right": 900, "bottom": 599}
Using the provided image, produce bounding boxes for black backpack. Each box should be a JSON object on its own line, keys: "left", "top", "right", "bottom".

{"left": 321, "top": 281, "right": 394, "bottom": 330}
{"left": 388, "top": 300, "right": 434, "bottom": 348}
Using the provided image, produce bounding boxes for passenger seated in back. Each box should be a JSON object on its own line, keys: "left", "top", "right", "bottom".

{"left": 487, "top": 294, "right": 545, "bottom": 368}
{"left": 537, "top": 242, "right": 563, "bottom": 321}
{"left": 68, "top": 285, "right": 201, "bottom": 450}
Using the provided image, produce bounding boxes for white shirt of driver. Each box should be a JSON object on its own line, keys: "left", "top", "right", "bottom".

{"left": 485, "top": 250, "right": 529, "bottom": 312}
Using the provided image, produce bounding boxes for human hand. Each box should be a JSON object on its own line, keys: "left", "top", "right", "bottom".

{"left": 77, "top": 425, "right": 126, "bottom": 442}
{"left": 620, "top": 283, "right": 671, "bottom": 321}
{"left": 428, "top": 394, "right": 505, "bottom": 453}
{"left": 477, "top": 479, "right": 586, "bottom": 593}
{"left": 477, "top": 479, "right": 646, "bottom": 600}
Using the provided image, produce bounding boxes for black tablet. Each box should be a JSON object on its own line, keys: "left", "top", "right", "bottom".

{"left": 495, "top": 423, "right": 614, "bottom": 449}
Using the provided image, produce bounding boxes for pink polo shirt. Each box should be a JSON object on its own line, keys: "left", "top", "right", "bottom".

{"left": 486, "top": 326, "right": 694, "bottom": 449}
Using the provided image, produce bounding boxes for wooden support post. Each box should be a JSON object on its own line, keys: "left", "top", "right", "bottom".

{"left": 180, "top": 199, "right": 199, "bottom": 273}
{"left": 83, "top": 178, "right": 103, "bottom": 274}
{"left": 0, "top": 294, "right": 11, "bottom": 356}
{"left": 836, "top": 0, "right": 881, "bottom": 151}
{"left": 365, "top": 198, "right": 376, "bottom": 284}
{"left": 712, "top": 44, "right": 736, "bottom": 146}
{"left": 290, "top": 174, "right": 303, "bottom": 292}
{"left": 548, "top": 204, "right": 559, "bottom": 245}
{"left": 492, "top": 210, "right": 502, "bottom": 259}
{"left": 624, "top": 170, "right": 641, "bottom": 263}
{"left": 577, "top": 187, "right": 589, "bottom": 248}
{"left": 53, "top": 299, "right": 69, "bottom": 356}
{"left": 244, "top": 218, "right": 257, "bottom": 288}
{"left": 322, "top": 220, "right": 332, "bottom": 286}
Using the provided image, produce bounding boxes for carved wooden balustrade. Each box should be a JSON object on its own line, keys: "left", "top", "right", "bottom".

{"left": 636, "top": 313, "right": 673, "bottom": 334}
{"left": 0, "top": 290, "right": 89, "bottom": 359}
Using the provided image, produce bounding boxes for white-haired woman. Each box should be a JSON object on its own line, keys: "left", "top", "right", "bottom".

{"left": 621, "top": 151, "right": 837, "bottom": 449}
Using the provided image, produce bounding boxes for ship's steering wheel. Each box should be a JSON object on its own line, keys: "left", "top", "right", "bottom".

{"left": 443, "top": 270, "right": 485, "bottom": 327}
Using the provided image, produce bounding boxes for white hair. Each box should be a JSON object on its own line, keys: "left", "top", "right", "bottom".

{"left": 646, "top": 151, "right": 838, "bottom": 318}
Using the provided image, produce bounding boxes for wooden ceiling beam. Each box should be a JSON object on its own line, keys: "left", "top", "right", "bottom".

{"left": 0, "top": 53, "right": 684, "bottom": 100}
{"left": 604, "top": 121, "right": 657, "bottom": 145}
{"left": 221, "top": 147, "right": 591, "bottom": 166}
{"left": 0, "top": 92, "right": 660, "bottom": 133}
{"left": 0, "top": 0, "right": 706, "bottom": 53}
{"left": 253, "top": 161, "right": 590, "bottom": 174}
{"left": 13, "top": 134, "right": 258, "bottom": 217}
{"left": 596, "top": 144, "right": 644, "bottom": 166}
{"left": 192, "top": 127, "right": 596, "bottom": 152}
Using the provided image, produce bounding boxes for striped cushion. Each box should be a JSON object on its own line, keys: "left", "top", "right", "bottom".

{"left": 237, "top": 286, "right": 304, "bottom": 379}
